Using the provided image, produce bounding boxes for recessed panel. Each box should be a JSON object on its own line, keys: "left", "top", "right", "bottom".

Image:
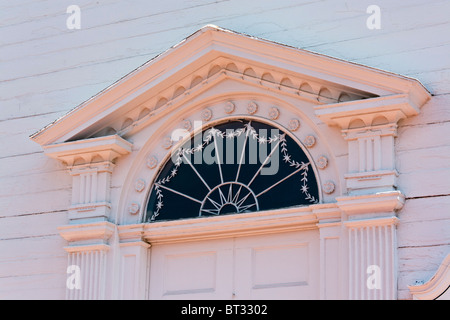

{"left": 163, "top": 251, "right": 216, "bottom": 295}
{"left": 252, "top": 244, "right": 309, "bottom": 289}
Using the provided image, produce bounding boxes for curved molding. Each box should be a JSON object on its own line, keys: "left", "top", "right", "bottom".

{"left": 115, "top": 93, "right": 341, "bottom": 224}
{"left": 409, "top": 254, "right": 450, "bottom": 300}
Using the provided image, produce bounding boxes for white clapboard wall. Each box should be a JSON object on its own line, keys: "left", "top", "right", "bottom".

{"left": 0, "top": 0, "right": 449, "bottom": 299}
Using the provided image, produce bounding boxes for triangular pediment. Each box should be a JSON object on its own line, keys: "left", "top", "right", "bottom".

{"left": 31, "top": 25, "right": 430, "bottom": 147}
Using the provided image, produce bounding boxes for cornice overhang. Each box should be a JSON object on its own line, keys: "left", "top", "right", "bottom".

{"left": 58, "top": 221, "right": 116, "bottom": 243}
{"left": 43, "top": 134, "right": 132, "bottom": 166}
{"left": 336, "top": 191, "right": 405, "bottom": 217}
{"left": 30, "top": 25, "right": 431, "bottom": 148}
{"left": 314, "top": 93, "right": 422, "bottom": 129}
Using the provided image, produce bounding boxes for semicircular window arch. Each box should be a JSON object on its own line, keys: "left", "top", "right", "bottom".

{"left": 145, "top": 119, "right": 319, "bottom": 222}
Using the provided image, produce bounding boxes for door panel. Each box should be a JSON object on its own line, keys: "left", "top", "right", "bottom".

{"left": 149, "top": 238, "right": 233, "bottom": 300}
{"left": 164, "top": 251, "right": 217, "bottom": 295}
{"left": 234, "top": 230, "right": 319, "bottom": 299}
{"left": 251, "top": 244, "right": 309, "bottom": 288}
{"left": 148, "top": 230, "right": 319, "bottom": 299}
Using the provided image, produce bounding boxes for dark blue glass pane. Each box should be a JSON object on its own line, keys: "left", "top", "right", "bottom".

{"left": 145, "top": 119, "right": 319, "bottom": 222}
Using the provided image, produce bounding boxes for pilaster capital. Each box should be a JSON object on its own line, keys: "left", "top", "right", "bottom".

{"left": 43, "top": 135, "right": 132, "bottom": 223}
{"left": 336, "top": 191, "right": 405, "bottom": 219}
{"left": 341, "top": 123, "right": 398, "bottom": 141}
{"left": 68, "top": 161, "right": 116, "bottom": 175}
{"left": 315, "top": 93, "right": 428, "bottom": 195}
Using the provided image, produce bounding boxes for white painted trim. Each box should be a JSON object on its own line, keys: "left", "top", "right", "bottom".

{"left": 119, "top": 241, "right": 151, "bottom": 248}
{"left": 30, "top": 26, "right": 430, "bottom": 146}
{"left": 336, "top": 191, "right": 405, "bottom": 217}
{"left": 27, "top": 26, "right": 434, "bottom": 300}
{"left": 43, "top": 134, "right": 132, "bottom": 166}
{"left": 119, "top": 205, "right": 323, "bottom": 245}
{"left": 116, "top": 94, "right": 335, "bottom": 225}
{"left": 314, "top": 94, "right": 420, "bottom": 128}
{"left": 65, "top": 247, "right": 109, "bottom": 300}
{"left": 64, "top": 244, "right": 110, "bottom": 253}
{"left": 409, "top": 254, "right": 450, "bottom": 300}
{"left": 344, "top": 216, "right": 399, "bottom": 228}
{"left": 58, "top": 221, "right": 116, "bottom": 243}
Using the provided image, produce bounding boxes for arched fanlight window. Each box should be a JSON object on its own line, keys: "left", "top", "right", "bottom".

{"left": 145, "top": 119, "right": 319, "bottom": 222}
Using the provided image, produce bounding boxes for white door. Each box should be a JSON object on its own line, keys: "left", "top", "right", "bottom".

{"left": 148, "top": 230, "right": 319, "bottom": 300}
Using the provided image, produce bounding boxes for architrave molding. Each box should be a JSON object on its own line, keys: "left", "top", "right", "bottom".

{"left": 116, "top": 194, "right": 402, "bottom": 246}
{"left": 118, "top": 205, "right": 323, "bottom": 245}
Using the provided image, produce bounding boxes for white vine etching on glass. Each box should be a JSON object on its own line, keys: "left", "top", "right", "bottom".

{"left": 150, "top": 121, "right": 318, "bottom": 221}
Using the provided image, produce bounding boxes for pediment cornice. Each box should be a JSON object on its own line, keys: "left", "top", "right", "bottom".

{"left": 30, "top": 25, "right": 430, "bottom": 148}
